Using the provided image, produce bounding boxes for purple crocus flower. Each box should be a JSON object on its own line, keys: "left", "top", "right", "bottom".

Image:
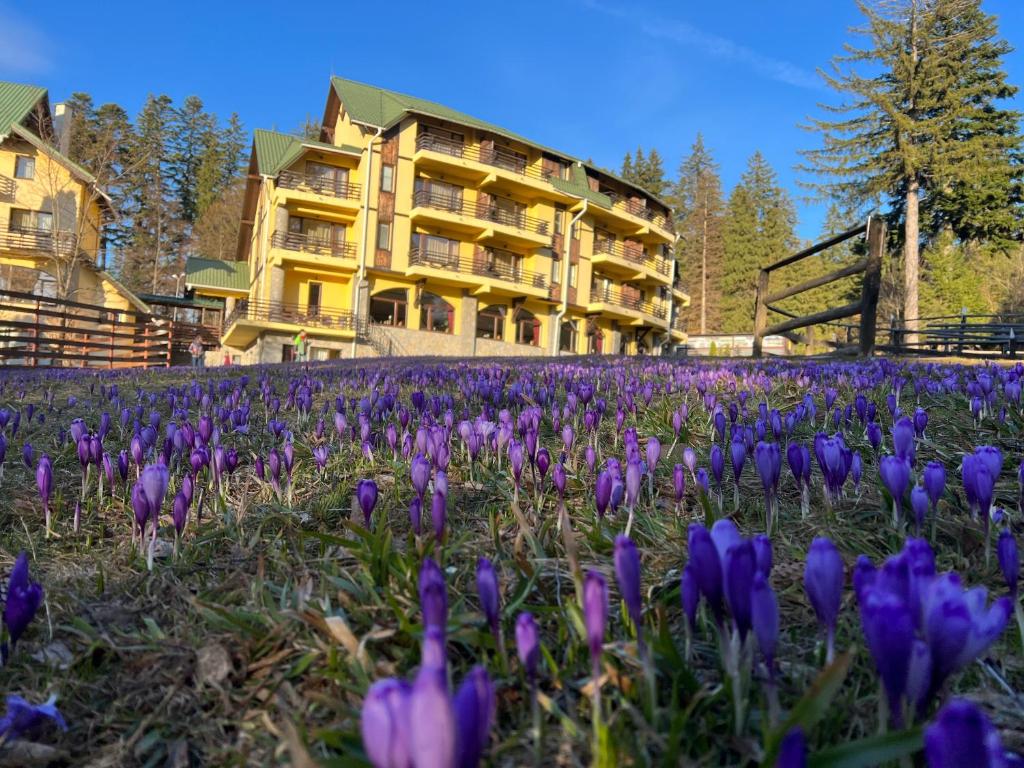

{"left": 753, "top": 534, "right": 773, "bottom": 576}
{"left": 357, "top": 479, "right": 378, "bottom": 527}
{"left": 754, "top": 441, "right": 781, "bottom": 532}
{"left": 804, "top": 537, "right": 844, "bottom": 662}
{"left": 710, "top": 444, "right": 725, "bottom": 492}
{"left": 680, "top": 564, "right": 699, "bottom": 631}
{"left": 724, "top": 539, "right": 757, "bottom": 639}
{"left": 646, "top": 437, "right": 661, "bottom": 472}
{"left": 911, "top": 485, "right": 930, "bottom": 534}
{"left": 866, "top": 421, "right": 883, "bottom": 451}
{"left": 673, "top": 463, "right": 686, "bottom": 504}
{"left": 476, "top": 558, "right": 500, "bottom": 638}
{"left": 892, "top": 416, "right": 915, "bottom": 465}
{"left": 924, "top": 698, "right": 1009, "bottom": 768}
{"left": 361, "top": 678, "right": 412, "bottom": 768}
{"left": 2, "top": 552, "right": 43, "bottom": 655}
{"left": 923, "top": 461, "right": 945, "bottom": 514}
{"left": 879, "top": 455, "right": 911, "bottom": 525}
{"left": 453, "top": 666, "right": 495, "bottom": 768}
{"left": 613, "top": 535, "right": 643, "bottom": 643}
{"left": 419, "top": 558, "right": 448, "bottom": 635}
{"left": 36, "top": 453, "right": 52, "bottom": 530}
{"left": 408, "top": 496, "right": 422, "bottom": 535}
{"left": 860, "top": 584, "right": 915, "bottom": 726}
{"left": 21, "top": 441, "right": 32, "bottom": 469}
{"left": 583, "top": 570, "right": 608, "bottom": 674}
{"left": 515, "top": 612, "right": 540, "bottom": 682}
{"left": 776, "top": 727, "right": 807, "bottom": 768}
{"left": 0, "top": 694, "right": 67, "bottom": 742}
{"left": 687, "top": 524, "right": 724, "bottom": 624}
{"left": 408, "top": 667, "right": 456, "bottom": 768}
{"left": 411, "top": 454, "right": 431, "bottom": 499}
{"left": 140, "top": 464, "right": 170, "bottom": 521}
{"left": 431, "top": 489, "right": 446, "bottom": 543}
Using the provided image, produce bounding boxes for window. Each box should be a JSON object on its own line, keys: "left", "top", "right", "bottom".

{"left": 568, "top": 262, "right": 578, "bottom": 287}
{"left": 370, "top": 288, "right": 408, "bottom": 327}
{"left": 287, "top": 216, "right": 346, "bottom": 254}
{"left": 307, "top": 161, "right": 348, "bottom": 194}
{"left": 381, "top": 164, "right": 395, "bottom": 193}
{"left": 482, "top": 248, "right": 520, "bottom": 281}
{"left": 411, "top": 234, "right": 460, "bottom": 268}
{"left": 14, "top": 156, "right": 34, "bottom": 179}
{"left": 312, "top": 347, "right": 329, "bottom": 361}
{"left": 550, "top": 257, "right": 561, "bottom": 284}
{"left": 282, "top": 345, "right": 295, "bottom": 363}
{"left": 10, "top": 209, "right": 52, "bottom": 233}
{"left": 476, "top": 305, "right": 505, "bottom": 340}
{"left": 559, "top": 320, "right": 578, "bottom": 353}
{"left": 377, "top": 221, "right": 392, "bottom": 251}
{"left": 307, "top": 282, "right": 322, "bottom": 317}
{"left": 553, "top": 206, "right": 564, "bottom": 235}
{"left": 415, "top": 178, "right": 462, "bottom": 211}
{"left": 514, "top": 308, "right": 539, "bottom": 346}
{"left": 420, "top": 291, "right": 454, "bottom": 334}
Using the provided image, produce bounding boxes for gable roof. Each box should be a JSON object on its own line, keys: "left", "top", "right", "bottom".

{"left": 184, "top": 257, "right": 249, "bottom": 293}
{"left": 329, "top": 76, "right": 672, "bottom": 210}
{"left": 0, "top": 81, "right": 46, "bottom": 139}
{"left": 252, "top": 128, "right": 361, "bottom": 177}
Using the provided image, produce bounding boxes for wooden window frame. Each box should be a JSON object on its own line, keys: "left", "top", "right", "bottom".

{"left": 476, "top": 305, "right": 505, "bottom": 341}
{"left": 14, "top": 155, "right": 35, "bottom": 180}
{"left": 370, "top": 289, "right": 407, "bottom": 328}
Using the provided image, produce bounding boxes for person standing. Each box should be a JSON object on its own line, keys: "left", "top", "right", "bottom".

{"left": 189, "top": 335, "right": 205, "bottom": 369}
{"left": 293, "top": 329, "right": 308, "bottom": 362}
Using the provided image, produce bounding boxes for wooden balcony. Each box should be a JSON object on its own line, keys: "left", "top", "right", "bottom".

{"left": 224, "top": 298, "right": 359, "bottom": 332}
{"left": 0, "top": 223, "right": 78, "bottom": 258}
{"left": 588, "top": 283, "right": 667, "bottom": 321}
{"left": 414, "top": 133, "right": 562, "bottom": 192}
{"left": 271, "top": 231, "right": 357, "bottom": 260}
{"left": 408, "top": 246, "right": 549, "bottom": 294}
{"left": 592, "top": 236, "right": 671, "bottom": 278}
{"left": 412, "top": 190, "right": 551, "bottom": 240}
{"left": 611, "top": 198, "right": 674, "bottom": 234}
{"left": 277, "top": 169, "right": 362, "bottom": 201}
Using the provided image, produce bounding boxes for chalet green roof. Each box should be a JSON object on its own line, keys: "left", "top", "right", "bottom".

{"left": 184, "top": 257, "right": 249, "bottom": 293}
{"left": 0, "top": 81, "right": 46, "bottom": 139}
{"left": 137, "top": 293, "right": 223, "bottom": 310}
{"left": 551, "top": 164, "right": 612, "bottom": 209}
{"left": 252, "top": 128, "right": 361, "bottom": 177}
{"left": 329, "top": 76, "right": 671, "bottom": 210}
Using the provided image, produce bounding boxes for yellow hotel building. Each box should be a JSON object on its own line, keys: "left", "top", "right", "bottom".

{"left": 191, "top": 78, "right": 688, "bottom": 362}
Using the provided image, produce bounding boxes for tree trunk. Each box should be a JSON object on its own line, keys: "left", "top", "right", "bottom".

{"left": 700, "top": 190, "right": 708, "bottom": 335}
{"left": 903, "top": 178, "right": 920, "bottom": 346}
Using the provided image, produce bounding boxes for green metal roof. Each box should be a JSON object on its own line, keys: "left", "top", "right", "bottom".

{"left": 330, "top": 76, "right": 671, "bottom": 210}
{"left": 138, "top": 292, "right": 223, "bottom": 309}
{"left": 252, "top": 128, "right": 361, "bottom": 177}
{"left": 0, "top": 80, "right": 46, "bottom": 139}
{"left": 551, "top": 164, "right": 612, "bottom": 209}
{"left": 184, "top": 257, "right": 249, "bottom": 292}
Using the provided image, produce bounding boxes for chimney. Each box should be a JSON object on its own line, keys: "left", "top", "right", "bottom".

{"left": 52, "top": 102, "right": 72, "bottom": 155}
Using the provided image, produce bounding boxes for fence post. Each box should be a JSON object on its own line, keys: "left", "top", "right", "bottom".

{"left": 859, "top": 215, "right": 885, "bottom": 356}
{"left": 109, "top": 317, "right": 115, "bottom": 369}
{"left": 166, "top": 320, "right": 174, "bottom": 367}
{"left": 957, "top": 307, "right": 967, "bottom": 356}
{"left": 31, "top": 298, "right": 40, "bottom": 367}
{"left": 752, "top": 269, "right": 769, "bottom": 358}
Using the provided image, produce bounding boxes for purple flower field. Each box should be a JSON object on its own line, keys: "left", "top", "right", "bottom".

{"left": 0, "top": 356, "right": 1022, "bottom": 766}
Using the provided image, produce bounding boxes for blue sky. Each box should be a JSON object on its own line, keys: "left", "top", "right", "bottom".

{"left": 2, "top": 0, "right": 1021, "bottom": 239}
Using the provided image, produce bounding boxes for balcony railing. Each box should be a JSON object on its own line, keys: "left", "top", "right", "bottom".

{"left": 415, "top": 133, "right": 557, "bottom": 184}
{"left": 277, "top": 169, "right": 362, "bottom": 201}
{"left": 0, "top": 175, "right": 14, "bottom": 201}
{"left": 408, "top": 247, "right": 548, "bottom": 291}
{"left": 589, "top": 284, "right": 667, "bottom": 319}
{"left": 593, "top": 237, "right": 671, "bottom": 276}
{"left": 0, "top": 223, "right": 78, "bottom": 257}
{"left": 412, "top": 190, "right": 551, "bottom": 236}
{"left": 610, "top": 198, "right": 674, "bottom": 233}
{"left": 224, "top": 299, "right": 359, "bottom": 331}
{"left": 271, "top": 231, "right": 358, "bottom": 259}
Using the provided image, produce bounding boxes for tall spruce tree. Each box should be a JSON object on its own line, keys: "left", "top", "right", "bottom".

{"left": 170, "top": 96, "right": 217, "bottom": 225}
{"left": 671, "top": 134, "right": 724, "bottom": 334}
{"left": 720, "top": 152, "right": 798, "bottom": 333}
{"left": 801, "top": 0, "right": 1022, "bottom": 340}
{"left": 620, "top": 146, "right": 669, "bottom": 197}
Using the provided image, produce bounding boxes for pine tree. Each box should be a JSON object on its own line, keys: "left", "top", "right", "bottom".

{"left": 720, "top": 152, "right": 798, "bottom": 333}
{"left": 621, "top": 150, "right": 635, "bottom": 182}
{"left": 920, "top": 230, "right": 985, "bottom": 315}
{"left": 620, "top": 146, "right": 668, "bottom": 197}
{"left": 801, "top": 0, "right": 1022, "bottom": 341}
{"left": 121, "top": 94, "right": 182, "bottom": 293}
{"left": 671, "top": 134, "right": 724, "bottom": 334}
{"left": 169, "top": 96, "right": 217, "bottom": 225}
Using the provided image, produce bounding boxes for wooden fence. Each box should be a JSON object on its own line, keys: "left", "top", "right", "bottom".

{"left": 753, "top": 216, "right": 886, "bottom": 357}
{"left": 881, "top": 310, "right": 1024, "bottom": 359}
{"left": 0, "top": 288, "right": 173, "bottom": 368}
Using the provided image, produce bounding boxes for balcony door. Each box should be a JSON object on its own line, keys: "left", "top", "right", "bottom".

{"left": 307, "top": 282, "right": 322, "bottom": 317}
{"left": 306, "top": 162, "right": 348, "bottom": 195}
{"left": 490, "top": 196, "right": 525, "bottom": 228}
{"left": 415, "top": 178, "right": 462, "bottom": 212}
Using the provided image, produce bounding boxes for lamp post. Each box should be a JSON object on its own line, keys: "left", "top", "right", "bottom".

{"left": 169, "top": 273, "right": 183, "bottom": 322}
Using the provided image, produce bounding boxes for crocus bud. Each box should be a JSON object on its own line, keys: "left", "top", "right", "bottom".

{"left": 681, "top": 564, "right": 699, "bottom": 630}
{"left": 879, "top": 455, "right": 911, "bottom": 520}
{"left": 924, "top": 698, "right": 1009, "bottom": 768}
{"left": 923, "top": 461, "right": 946, "bottom": 511}
{"left": 3, "top": 551, "right": 43, "bottom": 651}
{"left": 724, "top": 540, "right": 756, "bottom": 639}
{"left": 476, "top": 558, "right": 500, "bottom": 636}
{"left": 595, "top": 470, "right": 612, "bottom": 518}
{"left": 583, "top": 570, "right": 608, "bottom": 672}
{"left": 172, "top": 492, "right": 189, "bottom": 536}
{"left": 687, "top": 524, "right": 724, "bottom": 623}
{"left": 408, "top": 496, "right": 422, "bottom": 535}
{"left": 859, "top": 585, "right": 914, "bottom": 726}
{"left": 409, "top": 668, "right": 456, "bottom": 768}
{"left": 361, "top": 678, "right": 412, "bottom": 768}
{"left": 804, "top": 537, "right": 844, "bottom": 651}
{"left": 419, "top": 558, "right": 447, "bottom": 635}
{"left": 356, "top": 479, "right": 378, "bottom": 527}
{"left": 453, "top": 666, "right": 495, "bottom": 768}
{"left": 515, "top": 612, "right": 540, "bottom": 682}
{"left": 776, "top": 727, "right": 807, "bottom": 768}
{"left": 613, "top": 535, "right": 643, "bottom": 639}
{"left": 673, "top": 463, "right": 686, "bottom": 502}
{"left": 646, "top": 437, "right": 661, "bottom": 471}
{"left": 431, "top": 489, "right": 446, "bottom": 543}
{"left": 552, "top": 462, "right": 566, "bottom": 498}
{"left": 911, "top": 485, "right": 930, "bottom": 532}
